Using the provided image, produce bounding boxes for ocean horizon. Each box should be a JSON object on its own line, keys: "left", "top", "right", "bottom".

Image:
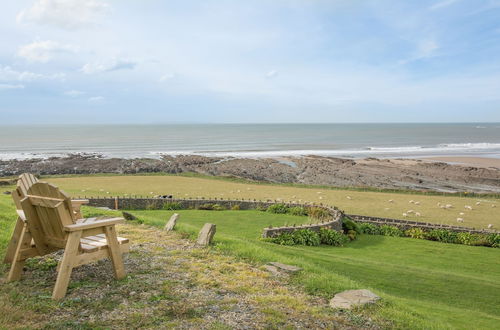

{"left": 1, "top": 123, "right": 499, "bottom": 160}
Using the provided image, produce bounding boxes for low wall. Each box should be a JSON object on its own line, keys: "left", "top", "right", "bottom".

{"left": 83, "top": 196, "right": 344, "bottom": 236}
{"left": 347, "top": 214, "right": 496, "bottom": 234}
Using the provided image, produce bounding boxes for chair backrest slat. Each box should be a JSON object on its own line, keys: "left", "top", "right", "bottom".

{"left": 14, "top": 173, "right": 39, "bottom": 211}
{"left": 22, "top": 182, "right": 77, "bottom": 251}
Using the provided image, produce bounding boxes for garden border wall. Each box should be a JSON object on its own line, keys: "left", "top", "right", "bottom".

{"left": 347, "top": 214, "right": 496, "bottom": 235}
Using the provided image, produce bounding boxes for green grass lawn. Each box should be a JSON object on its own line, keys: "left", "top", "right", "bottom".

{"left": 1, "top": 178, "right": 500, "bottom": 329}
{"left": 82, "top": 206, "right": 500, "bottom": 329}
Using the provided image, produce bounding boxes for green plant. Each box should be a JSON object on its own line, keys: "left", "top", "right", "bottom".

{"left": 342, "top": 217, "right": 360, "bottom": 234}
{"left": 145, "top": 202, "right": 157, "bottom": 210}
{"left": 231, "top": 204, "right": 241, "bottom": 211}
{"left": 358, "top": 223, "right": 380, "bottom": 235}
{"left": 267, "top": 203, "right": 289, "bottom": 214}
{"left": 212, "top": 204, "right": 226, "bottom": 211}
{"left": 256, "top": 205, "right": 268, "bottom": 212}
{"left": 269, "top": 232, "right": 296, "bottom": 245}
{"left": 288, "top": 206, "right": 308, "bottom": 216}
{"left": 163, "top": 201, "right": 183, "bottom": 210}
{"left": 318, "top": 228, "right": 349, "bottom": 246}
{"left": 291, "top": 229, "right": 321, "bottom": 246}
{"left": 487, "top": 233, "right": 500, "bottom": 248}
{"left": 456, "top": 232, "right": 475, "bottom": 245}
{"left": 404, "top": 227, "right": 425, "bottom": 239}
{"left": 347, "top": 230, "right": 357, "bottom": 241}
{"left": 307, "top": 207, "right": 330, "bottom": 220}
{"left": 379, "top": 225, "right": 403, "bottom": 237}
{"left": 425, "top": 229, "right": 458, "bottom": 243}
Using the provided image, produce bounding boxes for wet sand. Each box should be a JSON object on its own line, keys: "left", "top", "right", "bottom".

{"left": 422, "top": 157, "right": 500, "bottom": 169}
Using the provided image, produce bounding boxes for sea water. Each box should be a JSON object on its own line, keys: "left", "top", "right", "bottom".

{"left": 0, "top": 123, "right": 499, "bottom": 160}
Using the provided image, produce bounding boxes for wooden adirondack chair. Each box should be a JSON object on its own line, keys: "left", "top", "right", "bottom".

{"left": 5, "top": 182, "right": 130, "bottom": 300}
{"left": 3, "top": 173, "right": 89, "bottom": 265}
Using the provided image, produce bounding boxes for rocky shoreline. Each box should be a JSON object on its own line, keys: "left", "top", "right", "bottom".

{"left": 1, "top": 154, "right": 499, "bottom": 193}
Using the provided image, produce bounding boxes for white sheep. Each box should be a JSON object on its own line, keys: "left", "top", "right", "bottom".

{"left": 319, "top": 196, "right": 323, "bottom": 200}
{"left": 475, "top": 201, "right": 481, "bottom": 206}
{"left": 346, "top": 196, "right": 352, "bottom": 200}
{"left": 445, "top": 204, "right": 453, "bottom": 209}
{"left": 388, "top": 199, "right": 394, "bottom": 203}
{"left": 414, "top": 201, "right": 420, "bottom": 205}
{"left": 409, "top": 200, "right": 414, "bottom": 204}
{"left": 437, "top": 202, "right": 441, "bottom": 206}
{"left": 459, "top": 212, "right": 465, "bottom": 216}
{"left": 407, "top": 210, "right": 414, "bottom": 214}
{"left": 492, "top": 205, "right": 496, "bottom": 208}
{"left": 488, "top": 224, "right": 494, "bottom": 229}
{"left": 402, "top": 213, "right": 408, "bottom": 217}
{"left": 415, "top": 212, "right": 421, "bottom": 217}
{"left": 465, "top": 205, "right": 473, "bottom": 210}
{"left": 456, "top": 218, "right": 464, "bottom": 223}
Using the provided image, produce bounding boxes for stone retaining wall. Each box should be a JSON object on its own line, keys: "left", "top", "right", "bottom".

{"left": 347, "top": 214, "right": 496, "bottom": 234}
{"left": 83, "top": 197, "right": 344, "bottom": 236}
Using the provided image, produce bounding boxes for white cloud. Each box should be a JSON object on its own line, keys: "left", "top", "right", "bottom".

{"left": 159, "top": 73, "right": 175, "bottom": 82}
{"left": 399, "top": 38, "right": 439, "bottom": 65}
{"left": 18, "top": 40, "right": 78, "bottom": 63}
{"left": 88, "top": 96, "right": 105, "bottom": 103}
{"left": 64, "top": 89, "right": 85, "bottom": 97}
{"left": 0, "top": 65, "right": 65, "bottom": 82}
{"left": 0, "top": 84, "right": 25, "bottom": 90}
{"left": 81, "top": 58, "right": 137, "bottom": 74}
{"left": 17, "top": 0, "right": 111, "bottom": 30}
{"left": 266, "top": 70, "right": 278, "bottom": 78}
{"left": 429, "top": 0, "right": 459, "bottom": 11}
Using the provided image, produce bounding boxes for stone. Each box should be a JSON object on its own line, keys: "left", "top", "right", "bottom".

{"left": 329, "top": 289, "right": 380, "bottom": 309}
{"left": 266, "top": 262, "right": 302, "bottom": 273}
{"left": 2, "top": 191, "right": 12, "bottom": 195}
{"left": 164, "top": 213, "right": 179, "bottom": 231}
{"left": 122, "top": 211, "right": 137, "bottom": 221}
{"left": 263, "top": 265, "right": 281, "bottom": 276}
{"left": 196, "top": 223, "right": 216, "bottom": 246}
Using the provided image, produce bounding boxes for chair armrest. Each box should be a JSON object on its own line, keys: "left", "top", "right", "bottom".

{"left": 64, "top": 217, "right": 124, "bottom": 232}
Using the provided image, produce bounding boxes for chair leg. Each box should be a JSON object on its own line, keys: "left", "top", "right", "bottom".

{"left": 6, "top": 223, "right": 30, "bottom": 282}
{"left": 52, "top": 231, "right": 82, "bottom": 300}
{"left": 4, "top": 218, "right": 25, "bottom": 264}
{"left": 104, "top": 226, "right": 126, "bottom": 279}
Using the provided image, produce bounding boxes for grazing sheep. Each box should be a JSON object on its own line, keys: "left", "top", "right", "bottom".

{"left": 476, "top": 201, "right": 481, "bottom": 205}
{"left": 465, "top": 205, "right": 473, "bottom": 210}
{"left": 415, "top": 212, "right": 421, "bottom": 217}
{"left": 456, "top": 218, "right": 464, "bottom": 223}
{"left": 388, "top": 199, "right": 394, "bottom": 203}
{"left": 407, "top": 210, "right": 414, "bottom": 214}
{"left": 414, "top": 201, "right": 420, "bottom": 205}
{"left": 445, "top": 204, "right": 453, "bottom": 209}
{"left": 409, "top": 200, "right": 414, "bottom": 204}
{"left": 319, "top": 196, "right": 323, "bottom": 200}
{"left": 440, "top": 205, "right": 446, "bottom": 209}
{"left": 437, "top": 202, "right": 441, "bottom": 206}
{"left": 492, "top": 205, "right": 497, "bottom": 208}
{"left": 346, "top": 196, "right": 352, "bottom": 200}
{"left": 488, "top": 224, "right": 494, "bottom": 229}
{"left": 402, "top": 213, "right": 407, "bottom": 217}
{"left": 459, "top": 212, "right": 465, "bottom": 216}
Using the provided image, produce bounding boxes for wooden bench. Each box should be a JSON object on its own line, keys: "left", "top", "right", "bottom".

{"left": 4, "top": 182, "right": 130, "bottom": 300}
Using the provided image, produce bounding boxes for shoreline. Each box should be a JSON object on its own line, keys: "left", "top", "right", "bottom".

{"left": 420, "top": 156, "right": 500, "bottom": 169}
{"left": 1, "top": 154, "right": 499, "bottom": 193}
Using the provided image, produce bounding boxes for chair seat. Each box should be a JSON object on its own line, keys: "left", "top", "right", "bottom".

{"left": 80, "top": 234, "right": 129, "bottom": 252}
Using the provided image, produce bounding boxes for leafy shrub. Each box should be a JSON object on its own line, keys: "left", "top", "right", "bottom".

{"left": 231, "top": 204, "right": 241, "bottom": 211}
{"left": 456, "top": 232, "right": 475, "bottom": 245}
{"left": 292, "top": 229, "right": 321, "bottom": 246}
{"left": 342, "top": 218, "right": 361, "bottom": 234}
{"left": 145, "top": 202, "right": 157, "bottom": 210}
{"left": 163, "top": 201, "right": 183, "bottom": 210}
{"left": 347, "top": 230, "right": 357, "bottom": 241}
{"left": 358, "top": 223, "right": 381, "bottom": 235}
{"left": 487, "top": 233, "right": 500, "bottom": 248}
{"left": 379, "top": 225, "right": 403, "bottom": 237}
{"left": 267, "top": 203, "right": 289, "bottom": 214}
{"left": 319, "top": 228, "right": 349, "bottom": 246}
{"left": 307, "top": 207, "right": 331, "bottom": 220}
{"left": 256, "top": 205, "right": 268, "bottom": 212}
{"left": 425, "top": 229, "right": 458, "bottom": 243}
{"left": 270, "top": 232, "right": 296, "bottom": 246}
{"left": 288, "top": 206, "right": 308, "bottom": 216}
{"left": 197, "top": 203, "right": 225, "bottom": 211}
{"left": 404, "top": 227, "right": 425, "bottom": 239}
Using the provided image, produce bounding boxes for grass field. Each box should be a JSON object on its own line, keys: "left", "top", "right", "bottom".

{"left": 1, "top": 176, "right": 499, "bottom": 329}
{"left": 44, "top": 174, "right": 500, "bottom": 229}
{"left": 88, "top": 207, "right": 500, "bottom": 329}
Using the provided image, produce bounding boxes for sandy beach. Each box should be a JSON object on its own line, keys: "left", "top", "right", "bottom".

{"left": 421, "top": 156, "right": 500, "bottom": 169}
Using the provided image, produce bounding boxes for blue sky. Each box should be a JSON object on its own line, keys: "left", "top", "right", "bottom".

{"left": 1, "top": 0, "right": 500, "bottom": 124}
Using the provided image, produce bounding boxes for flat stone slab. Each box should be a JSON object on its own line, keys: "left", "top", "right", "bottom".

{"left": 122, "top": 211, "right": 137, "bottom": 220}
{"left": 329, "top": 289, "right": 380, "bottom": 309}
{"left": 197, "top": 223, "right": 216, "bottom": 246}
{"left": 266, "top": 262, "right": 302, "bottom": 273}
{"left": 164, "top": 213, "right": 179, "bottom": 231}
{"left": 263, "top": 265, "right": 282, "bottom": 276}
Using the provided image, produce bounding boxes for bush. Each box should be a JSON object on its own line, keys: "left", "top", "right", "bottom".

{"left": 307, "top": 207, "right": 331, "bottom": 220}
{"left": 405, "top": 227, "right": 425, "bottom": 239}
{"left": 456, "top": 232, "right": 476, "bottom": 245}
{"left": 425, "top": 229, "right": 458, "bottom": 243}
{"left": 288, "top": 206, "right": 308, "bottom": 216}
{"left": 487, "top": 233, "right": 500, "bottom": 248}
{"left": 379, "top": 225, "right": 403, "bottom": 237}
{"left": 342, "top": 218, "right": 361, "bottom": 234}
{"left": 231, "top": 204, "right": 241, "bottom": 211}
{"left": 267, "top": 203, "right": 289, "bottom": 214}
{"left": 256, "top": 205, "right": 268, "bottom": 212}
{"left": 270, "top": 232, "right": 296, "bottom": 246}
{"left": 292, "top": 229, "right": 321, "bottom": 246}
{"left": 319, "top": 228, "right": 349, "bottom": 246}
{"left": 347, "top": 230, "right": 357, "bottom": 241}
{"left": 163, "top": 201, "right": 183, "bottom": 210}
{"left": 358, "top": 223, "right": 381, "bottom": 235}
